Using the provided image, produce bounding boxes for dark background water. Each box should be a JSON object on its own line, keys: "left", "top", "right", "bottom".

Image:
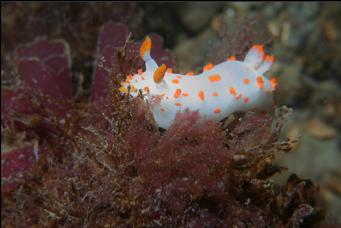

{"left": 2, "top": 2, "right": 340, "bottom": 221}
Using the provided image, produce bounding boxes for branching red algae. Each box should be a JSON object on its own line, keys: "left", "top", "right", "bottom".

{"left": 1, "top": 22, "right": 327, "bottom": 227}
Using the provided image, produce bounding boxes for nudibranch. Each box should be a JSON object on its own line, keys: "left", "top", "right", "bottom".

{"left": 119, "top": 36, "right": 277, "bottom": 129}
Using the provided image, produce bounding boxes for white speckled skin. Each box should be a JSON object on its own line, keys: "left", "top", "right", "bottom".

{"left": 122, "top": 46, "right": 275, "bottom": 129}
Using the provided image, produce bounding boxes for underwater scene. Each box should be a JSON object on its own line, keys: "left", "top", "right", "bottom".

{"left": 1, "top": 2, "right": 340, "bottom": 227}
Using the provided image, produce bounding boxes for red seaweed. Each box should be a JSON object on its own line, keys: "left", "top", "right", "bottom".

{"left": 1, "top": 21, "right": 327, "bottom": 227}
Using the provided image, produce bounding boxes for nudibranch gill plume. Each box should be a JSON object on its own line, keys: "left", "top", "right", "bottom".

{"left": 119, "top": 36, "right": 277, "bottom": 129}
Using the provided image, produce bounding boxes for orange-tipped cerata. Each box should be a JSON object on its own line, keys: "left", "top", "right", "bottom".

{"left": 153, "top": 64, "right": 167, "bottom": 83}
{"left": 251, "top": 44, "right": 265, "bottom": 54}
{"left": 270, "top": 77, "right": 278, "bottom": 91}
{"left": 264, "top": 55, "right": 275, "bottom": 63}
{"left": 140, "top": 36, "right": 152, "bottom": 59}
{"left": 227, "top": 55, "right": 237, "bottom": 61}
{"left": 256, "top": 76, "right": 264, "bottom": 89}
{"left": 203, "top": 63, "right": 214, "bottom": 71}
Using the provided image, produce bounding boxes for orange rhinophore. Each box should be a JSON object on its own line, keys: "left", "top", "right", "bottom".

{"left": 203, "top": 63, "right": 214, "bottom": 71}
{"left": 140, "top": 36, "right": 151, "bottom": 59}
{"left": 153, "top": 64, "right": 167, "bottom": 83}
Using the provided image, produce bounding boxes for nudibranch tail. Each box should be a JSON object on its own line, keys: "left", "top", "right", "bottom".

{"left": 244, "top": 44, "right": 265, "bottom": 70}
{"left": 244, "top": 44, "right": 276, "bottom": 75}
{"left": 140, "top": 36, "right": 151, "bottom": 60}
{"left": 257, "top": 55, "right": 276, "bottom": 74}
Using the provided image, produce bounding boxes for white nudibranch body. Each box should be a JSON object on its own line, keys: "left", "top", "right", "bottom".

{"left": 119, "top": 36, "right": 277, "bottom": 129}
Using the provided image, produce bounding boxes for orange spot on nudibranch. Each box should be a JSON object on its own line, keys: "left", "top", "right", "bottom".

{"left": 175, "top": 102, "right": 181, "bottom": 107}
{"left": 227, "top": 55, "right": 237, "bottom": 61}
{"left": 212, "top": 92, "right": 219, "bottom": 97}
{"left": 167, "top": 68, "right": 173, "bottom": 73}
{"left": 209, "top": 74, "right": 221, "bottom": 83}
{"left": 153, "top": 64, "right": 167, "bottom": 83}
{"left": 256, "top": 76, "right": 264, "bottom": 89}
{"left": 198, "top": 90, "right": 205, "bottom": 101}
{"left": 176, "top": 75, "right": 182, "bottom": 79}
{"left": 140, "top": 36, "right": 151, "bottom": 59}
{"left": 174, "top": 89, "right": 182, "bottom": 98}
{"left": 186, "top": 72, "right": 195, "bottom": 76}
{"left": 172, "top": 79, "right": 180, "bottom": 84}
{"left": 203, "top": 63, "right": 214, "bottom": 71}
{"left": 243, "top": 78, "right": 250, "bottom": 84}
{"left": 229, "top": 87, "right": 237, "bottom": 96}
{"left": 214, "top": 108, "right": 221, "bottom": 114}
{"left": 182, "top": 93, "right": 189, "bottom": 97}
